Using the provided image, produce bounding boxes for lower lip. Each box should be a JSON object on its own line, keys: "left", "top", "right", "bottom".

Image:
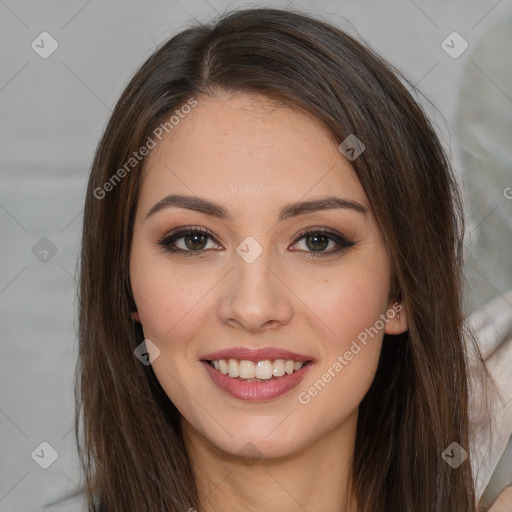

{"left": 201, "top": 361, "right": 313, "bottom": 402}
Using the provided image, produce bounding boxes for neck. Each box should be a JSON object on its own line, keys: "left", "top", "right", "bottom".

{"left": 181, "top": 409, "right": 359, "bottom": 512}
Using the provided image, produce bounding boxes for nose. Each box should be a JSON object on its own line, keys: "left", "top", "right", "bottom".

{"left": 217, "top": 248, "right": 294, "bottom": 333}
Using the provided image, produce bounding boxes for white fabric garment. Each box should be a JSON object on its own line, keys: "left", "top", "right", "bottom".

{"left": 467, "top": 290, "right": 512, "bottom": 506}
{"left": 455, "top": 16, "right": 512, "bottom": 508}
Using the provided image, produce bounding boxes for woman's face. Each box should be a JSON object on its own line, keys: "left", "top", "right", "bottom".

{"left": 129, "top": 92, "right": 405, "bottom": 459}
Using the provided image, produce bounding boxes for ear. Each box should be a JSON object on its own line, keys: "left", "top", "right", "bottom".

{"left": 132, "top": 311, "right": 141, "bottom": 323}
{"left": 384, "top": 302, "right": 408, "bottom": 335}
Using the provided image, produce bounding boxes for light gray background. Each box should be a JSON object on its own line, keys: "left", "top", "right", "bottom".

{"left": 1, "top": 1, "right": 511, "bottom": 511}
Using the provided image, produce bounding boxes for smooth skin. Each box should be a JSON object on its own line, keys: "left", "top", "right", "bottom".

{"left": 129, "top": 91, "right": 408, "bottom": 512}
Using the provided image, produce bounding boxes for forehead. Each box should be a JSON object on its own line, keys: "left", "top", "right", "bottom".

{"left": 139, "top": 92, "right": 368, "bottom": 212}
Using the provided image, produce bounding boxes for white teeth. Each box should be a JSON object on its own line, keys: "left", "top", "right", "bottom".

{"left": 273, "top": 359, "right": 285, "bottom": 377}
{"left": 228, "top": 359, "right": 239, "bottom": 378}
{"left": 284, "top": 360, "right": 295, "bottom": 374}
{"left": 210, "top": 358, "right": 306, "bottom": 379}
{"left": 219, "top": 359, "right": 228, "bottom": 375}
{"left": 255, "top": 360, "right": 273, "bottom": 380}
{"left": 239, "top": 360, "right": 255, "bottom": 379}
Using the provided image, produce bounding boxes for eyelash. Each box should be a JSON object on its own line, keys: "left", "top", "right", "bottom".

{"left": 156, "top": 226, "right": 355, "bottom": 258}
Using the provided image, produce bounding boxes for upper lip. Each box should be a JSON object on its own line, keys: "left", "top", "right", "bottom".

{"left": 200, "top": 347, "right": 315, "bottom": 363}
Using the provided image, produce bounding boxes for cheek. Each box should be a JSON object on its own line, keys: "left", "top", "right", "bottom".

{"left": 130, "top": 252, "right": 214, "bottom": 343}
{"left": 294, "top": 271, "right": 388, "bottom": 429}
{"left": 130, "top": 256, "right": 209, "bottom": 404}
{"left": 292, "top": 257, "right": 389, "bottom": 407}
{"left": 298, "top": 260, "right": 390, "bottom": 347}
{"left": 295, "top": 338, "right": 381, "bottom": 442}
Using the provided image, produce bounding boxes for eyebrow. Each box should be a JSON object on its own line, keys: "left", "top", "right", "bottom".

{"left": 145, "top": 193, "right": 368, "bottom": 221}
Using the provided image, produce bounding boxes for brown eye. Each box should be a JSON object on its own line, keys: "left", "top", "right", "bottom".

{"left": 157, "top": 227, "right": 221, "bottom": 255}
{"left": 304, "top": 233, "right": 331, "bottom": 252}
{"left": 291, "top": 228, "right": 355, "bottom": 257}
{"left": 183, "top": 232, "right": 208, "bottom": 250}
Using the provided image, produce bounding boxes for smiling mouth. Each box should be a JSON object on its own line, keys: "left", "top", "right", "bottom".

{"left": 205, "top": 358, "right": 314, "bottom": 383}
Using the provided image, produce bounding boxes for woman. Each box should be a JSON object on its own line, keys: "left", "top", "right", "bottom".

{"left": 76, "top": 7, "right": 484, "bottom": 511}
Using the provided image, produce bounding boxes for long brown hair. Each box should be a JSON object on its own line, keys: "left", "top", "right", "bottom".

{"left": 76, "top": 7, "right": 479, "bottom": 511}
